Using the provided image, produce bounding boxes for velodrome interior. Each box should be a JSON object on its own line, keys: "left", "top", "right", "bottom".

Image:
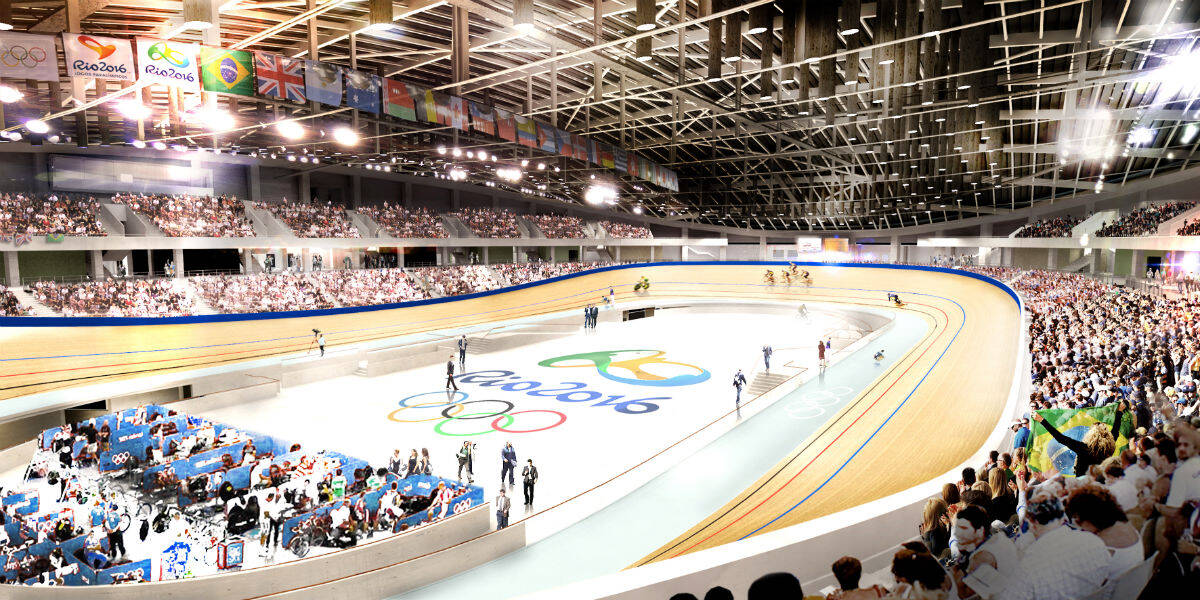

{"left": 0, "top": 1, "right": 1198, "bottom": 599}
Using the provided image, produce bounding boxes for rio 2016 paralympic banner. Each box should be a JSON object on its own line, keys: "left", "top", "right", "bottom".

{"left": 388, "top": 349, "right": 712, "bottom": 437}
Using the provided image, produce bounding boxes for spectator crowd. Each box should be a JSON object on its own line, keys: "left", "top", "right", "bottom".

{"left": 1175, "top": 218, "right": 1200, "bottom": 236}
{"left": 257, "top": 200, "right": 360, "bottom": 238}
{"left": 1014, "top": 216, "right": 1084, "bottom": 238}
{"left": 0, "top": 289, "right": 29, "bottom": 316}
{"left": 112, "top": 193, "right": 255, "bottom": 238}
{"left": 494, "top": 261, "right": 614, "bottom": 286}
{"left": 356, "top": 204, "right": 448, "bottom": 238}
{"left": 417, "top": 265, "right": 503, "bottom": 296}
{"left": 192, "top": 269, "right": 429, "bottom": 313}
{"left": 30, "top": 279, "right": 194, "bottom": 317}
{"left": 1095, "top": 201, "right": 1196, "bottom": 237}
{"left": 599, "top": 220, "right": 653, "bottom": 239}
{"left": 527, "top": 214, "right": 586, "bottom": 238}
{"left": 0, "top": 193, "right": 106, "bottom": 236}
{"left": 451, "top": 207, "right": 521, "bottom": 238}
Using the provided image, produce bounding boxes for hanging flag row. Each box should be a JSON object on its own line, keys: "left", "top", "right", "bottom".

{"left": 0, "top": 30, "right": 679, "bottom": 192}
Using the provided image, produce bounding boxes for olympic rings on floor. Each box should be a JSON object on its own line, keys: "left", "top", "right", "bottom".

{"left": 435, "top": 413, "right": 514, "bottom": 436}
{"left": 389, "top": 401, "right": 466, "bottom": 423}
{"left": 397, "top": 390, "right": 468, "bottom": 409}
{"left": 490, "top": 410, "right": 567, "bottom": 434}
{"left": 440, "top": 399, "right": 514, "bottom": 420}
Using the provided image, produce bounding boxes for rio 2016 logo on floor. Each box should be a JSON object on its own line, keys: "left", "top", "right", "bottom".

{"left": 537, "top": 350, "right": 711, "bottom": 387}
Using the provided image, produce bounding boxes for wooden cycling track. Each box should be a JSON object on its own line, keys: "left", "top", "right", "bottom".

{"left": 0, "top": 264, "right": 1020, "bottom": 563}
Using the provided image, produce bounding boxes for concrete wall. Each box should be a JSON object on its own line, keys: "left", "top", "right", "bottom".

{"left": 259, "top": 167, "right": 301, "bottom": 204}
{"left": 17, "top": 250, "right": 87, "bottom": 281}
{"left": 0, "top": 410, "right": 63, "bottom": 451}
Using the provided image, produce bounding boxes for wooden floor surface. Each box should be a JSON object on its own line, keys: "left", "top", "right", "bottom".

{"left": 0, "top": 265, "right": 1020, "bottom": 558}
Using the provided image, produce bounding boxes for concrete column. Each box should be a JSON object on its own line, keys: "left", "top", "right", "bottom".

{"left": 242, "top": 249, "right": 254, "bottom": 274}
{"left": 577, "top": 245, "right": 583, "bottom": 262}
{"left": 248, "top": 164, "right": 262, "bottom": 203}
{"left": 681, "top": 225, "right": 689, "bottom": 239}
{"left": 146, "top": 250, "right": 155, "bottom": 277}
{"left": 403, "top": 182, "right": 413, "bottom": 206}
{"left": 650, "top": 245, "right": 656, "bottom": 261}
{"left": 483, "top": 246, "right": 490, "bottom": 264}
{"left": 301, "top": 248, "right": 312, "bottom": 272}
{"left": 351, "top": 175, "right": 362, "bottom": 208}
{"left": 682, "top": 245, "right": 689, "bottom": 261}
{"left": 3, "top": 251, "right": 18, "bottom": 286}
{"left": 397, "top": 247, "right": 405, "bottom": 268}
{"left": 759, "top": 236, "right": 767, "bottom": 260}
{"left": 299, "top": 173, "right": 312, "bottom": 203}
{"left": 614, "top": 245, "right": 621, "bottom": 262}
{"left": 353, "top": 249, "right": 363, "bottom": 269}
{"left": 980, "top": 223, "right": 993, "bottom": 237}
{"left": 1047, "top": 248, "right": 1058, "bottom": 269}
{"left": 1130, "top": 250, "right": 1144, "bottom": 277}
{"left": 889, "top": 237, "right": 900, "bottom": 263}
{"left": 88, "top": 250, "right": 104, "bottom": 280}
{"left": 273, "top": 249, "right": 285, "bottom": 273}
{"left": 719, "top": 246, "right": 727, "bottom": 261}
{"left": 172, "top": 248, "right": 184, "bottom": 278}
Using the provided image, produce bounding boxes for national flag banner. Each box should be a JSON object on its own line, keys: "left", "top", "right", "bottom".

{"left": 514, "top": 114, "right": 537, "bottom": 148}
{"left": 639, "top": 157, "right": 650, "bottom": 181}
{"left": 254, "top": 52, "right": 305, "bottom": 102}
{"left": 494, "top": 108, "right": 517, "bottom": 142}
{"left": 63, "top": 33, "right": 135, "bottom": 81}
{"left": 45, "top": 233, "right": 65, "bottom": 243}
{"left": 534, "top": 121, "right": 558, "bottom": 153}
{"left": 599, "top": 143, "right": 615, "bottom": 169}
{"left": 384, "top": 78, "right": 417, "bottom": 120}
{"left": 136, "top": 37, "right": 200, "bottom": 92}
{"left": 420, "top": 89, "right": 441, "bottom": 122}
{"left": 199, "top": 46, "right": 255, "bottom": 96}
{"left": 468, "top": 101, "right": 496, "bottom": 136}
{"left": 1026, "top": 405, "right": 1133, "bottom": 476}
{"left": 304, "top": 60, "right": 342, "bottom": 106}
{"left": 626, "top": 151, "right": 639, "bottom": 177}
{"left": 612, "top": 147, "right": 627, "bottom": 172}
{"left": 0, "top": 32, "right": 59, "bottom": 81}
{"left": 432, "top": 94, "right": 468, "bottom": 131}
{"left": 345, "top": 69, "right": 381, "bottom": 113}
{"left": 587, "top": 138, "right": 599, "bottom": 165}
{"left": 570, "top": 133, "right": 589, "bottom": 161}
{"left": 555, "top": 129, "right": 574, "bottom": 158}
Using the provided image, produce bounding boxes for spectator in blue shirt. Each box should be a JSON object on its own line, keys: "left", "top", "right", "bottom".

{"left": 1012, "top": 417, "right": 1030, "bottom": 450}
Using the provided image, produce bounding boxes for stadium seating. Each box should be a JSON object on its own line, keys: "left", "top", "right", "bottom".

{"left": 112, "top": 194, "right": 255, "bottom": 237}
{"left": 356, "top": 204, "right": 448, "bottom": 238}
{"left": 450, "top": 207, "right": 521, "bottom": 238}
{"left": 256, "top": 200, "right": 360, "bottom": 238}
{"left": 0, "top": 193, "right": 106, "bottom": 236}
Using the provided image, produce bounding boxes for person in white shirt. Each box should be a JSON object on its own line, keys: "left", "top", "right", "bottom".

{"left": 1122, "top": 451, "right": 1157, "bottom": 491}
{"left": 952, "top": 505, "right": 1018, "bottom": 599}
{"left": 431, "top": 482, "right": 454, "bottom": 521}
{"left": 999, "top": 484, "right": 1111, "bottom": 600}
{"left": 1064, "top": 484, "right": 1144, "bottom": 584}
{"left": 1102, "top": 462, "right": 1139, "bottom": 513}
{"left": 1163, "top": 426, "right": 1200, "bottom": 509}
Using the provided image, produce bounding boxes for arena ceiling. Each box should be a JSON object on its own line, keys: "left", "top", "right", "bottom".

{"left": 2, "top": 0, "right": 1199, "bottom": 231}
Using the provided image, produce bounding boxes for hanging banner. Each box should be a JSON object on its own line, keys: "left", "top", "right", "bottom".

{"left": 255, "top": 52, "right": 306, "bottom": 102}
{"left": 345, "top": 69, "right": 381, "bottom": 113}
{"left": 626, "top": 151, "right": 639, "bottom": 177}
{"left": 62, "top": 33, "right": 135, "bottom": 81}
{"left": 555, "top": 129, "right": 574, "bottom": 158}
{"left": 494, "top": 108, "right": 517, "bottom": 142}
{"left": 587, "top": 138, "right": 599, "bottom": 165}
{"left": 304, "top": 60, "right": 342, "bottom": 106}
{"left": 534, "top": 121, "right": 558, "bottom": 153}
{"left": 384, "top": 78, "right": 416, "bottom": 121}
{"left": 514, "top": 114, "right": 537, "bottom": 148}
{"left": 613, "top": 147, "right": 627, "bottom": 172}
{"left": 571, "top": 133, "right": 589, "bottom": 161}
{"left": 199, "top": 46, "right": 255, "bottom": 96}
{"left": 468, "top": 101, "right": 495, "bottom": 136}
{"left": 433, "top": 94, "right": 468, "bottom": 131}
{"left": 137, "top": 38, "right": 200, "bottom": 92}
{"left": 0, "top": 32, "right": 58, "bottom": 81}
{"left": 598, "top": 142, "right": 615, "bottom": 169}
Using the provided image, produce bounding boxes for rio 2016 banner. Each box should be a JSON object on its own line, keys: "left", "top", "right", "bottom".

{"left": 136, "top": 37, "right": 200, "bottom": 93}
{"left": 1026, "top": 404, "right": 1133, "bottom": 476}
{"left": 62, "top": 33, "right": 135, "bottom": 81}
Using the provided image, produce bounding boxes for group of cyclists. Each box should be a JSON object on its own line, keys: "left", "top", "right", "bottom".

{"left": 764, "top": 263, "right": 813, "bottom": 287}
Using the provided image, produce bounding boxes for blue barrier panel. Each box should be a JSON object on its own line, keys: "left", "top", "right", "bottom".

{"left": 97, "top": 558, "right": 151, "bottom": 584}
{"left": 225, "top": 464, "right": 253, "bottom": 490}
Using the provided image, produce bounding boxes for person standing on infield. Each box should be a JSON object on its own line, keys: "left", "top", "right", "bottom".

{"left": 495, "top": 488, "right": 510, "bottom": 529}
{"left": 500, "top": 442, "right": 517, "bottom": 488}
{"left": 817, "top": 338, "right": 827, "bottom": 368}
{"left": 446, "top": 355, "right": 459, "bottom": 391}
{"left": 313, "top": 330, "right": 326, "bottom": 357}
{"left": 522, "top": 458, "right": 538, "bottom": 507}
{"left": 733, "top": 369, "right": 748, "bottom": 406}
{"left": 457, "top": 334, "right": 468, "bottom": 368}
{"left": 762, "top": 345, "right": 773, "bottom": 371}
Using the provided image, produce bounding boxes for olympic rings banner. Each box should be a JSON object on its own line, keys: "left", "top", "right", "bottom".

{"left": 63, "top": 33, "right": 135, "bottom": 82}
{"left": 0, "top": 32, "right": 58, "bottom": 81}
{"left": 136, "top": 37, "right": 200, "bottom": 93}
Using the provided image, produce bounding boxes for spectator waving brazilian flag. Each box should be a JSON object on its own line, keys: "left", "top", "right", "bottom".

{"left": 199, "top": 47, "right": 256, "bottom": 96}
{"left": 1026, "top": 404, "right": 1134, "bottom": 476}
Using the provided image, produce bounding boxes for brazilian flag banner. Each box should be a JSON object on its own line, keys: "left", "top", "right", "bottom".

{"left": 1027, "top": 404, "right": 1134, "bottom": 476}
{"left": 199, "top": 47, "right": 256, "bottom": 96}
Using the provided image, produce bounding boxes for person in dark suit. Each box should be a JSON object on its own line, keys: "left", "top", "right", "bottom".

{"left": 733, "top": 369, "right": 748, "bottom": 406}
{"left": 446, "top": 355, "right": 458, "bottom": 391}
{"left": 458, "top": 335, "right": 468, "bottom": 368}
{"left": 521, "top": 459, "right": 538, "bottom": 507}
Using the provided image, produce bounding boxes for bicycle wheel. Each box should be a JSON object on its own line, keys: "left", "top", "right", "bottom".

{"left": 136, "top": 502, "right": 154, "bottom": 520}
{"left": 117, "top": 512, "right": 132, "bottom": 533}
{"left": 289, "top": 533, "right": 311, "bottom": 558}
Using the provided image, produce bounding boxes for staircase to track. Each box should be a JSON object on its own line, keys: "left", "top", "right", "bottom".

{"left": 7, "top": 287, "right": 56, "bottom": 316}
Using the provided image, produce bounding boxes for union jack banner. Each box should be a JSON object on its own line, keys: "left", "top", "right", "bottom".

{"left": 11, "top": 233, "right": 30, "bottom": 246}
{"left": 254, "top": 52, "right": 306, "bottom": 103}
